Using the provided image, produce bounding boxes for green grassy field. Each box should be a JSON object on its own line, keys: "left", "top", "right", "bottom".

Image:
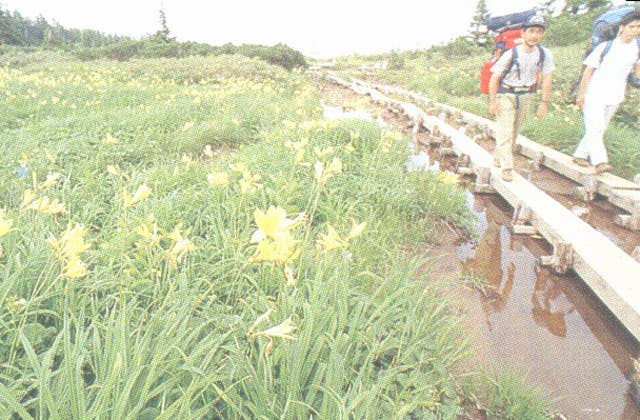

{"left": 0, "top": 51, "right": 557, "bottom": 418}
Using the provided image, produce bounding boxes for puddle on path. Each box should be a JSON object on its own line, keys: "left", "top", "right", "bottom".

{"left": 429, "top": 191, "right": 640, "bottom": 419}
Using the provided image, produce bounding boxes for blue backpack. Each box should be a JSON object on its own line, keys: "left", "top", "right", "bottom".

{"left": 570, "top": 7, "right": 640, "bottom": 94}
{"left": 590, "top": 6, "right": 640, "bottom": 88}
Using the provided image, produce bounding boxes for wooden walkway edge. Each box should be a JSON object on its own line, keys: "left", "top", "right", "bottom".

{"left": 325, "top": 73, "right": 640, "bottom": 342}
{"left": 367, "top": 81, "right": 640, "bottom": 230}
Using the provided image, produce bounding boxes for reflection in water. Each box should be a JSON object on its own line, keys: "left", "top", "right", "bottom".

{"left": 456, "top": 192, "right": 640, "bottom": 419}
{"left": 531, "top": 266, "right": 575, "bottom": 338}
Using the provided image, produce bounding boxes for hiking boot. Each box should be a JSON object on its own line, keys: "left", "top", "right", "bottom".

{"left": 493, "top": 157, "right": 501, "bottom": 168}
{"left": 595, "top": 162, "right": 613, "bottom": 174}
{"left": 501, "top": 169, "right": 514, "bottom": 182}
{"left": 572, "top": 157, "right": 590, "bottom": 167}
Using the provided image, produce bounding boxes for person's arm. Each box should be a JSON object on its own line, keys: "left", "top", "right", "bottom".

{"left": 489, "top": 72, "right": 501, "bottom": 116}
{"left": 576, "top": 67, "right": 595, "bottom": 109}
{"left": 536, "top": 72, "right": 552, "bottom": 118}
{"left": 635, "top": 62, "right": 640, "bottom": 79}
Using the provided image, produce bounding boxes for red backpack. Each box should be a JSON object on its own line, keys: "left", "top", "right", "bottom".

{"left": 480, "top": 29, "right": 523, "bottom": 94}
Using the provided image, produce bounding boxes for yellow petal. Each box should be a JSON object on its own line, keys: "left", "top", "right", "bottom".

{"left": 346, "top": 221, "right": 367, "bottom": 240}
{"left": 207, "top": 171, "right": 229, "bottom": 186}
{"left": 253, "top": 315, "right": 297, "bottom": 340}
{"left": 0, "top": 210, "right": 14, "bottom": 238}
{"left": 36, "top": 172, "right": 61, "bottom": 190}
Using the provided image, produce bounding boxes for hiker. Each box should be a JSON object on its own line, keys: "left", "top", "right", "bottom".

{"left": 572, "top": 10, "right": 640, "bottom": 174}
{"left": 488, "top": 15, "right": 554, "bottom": 182}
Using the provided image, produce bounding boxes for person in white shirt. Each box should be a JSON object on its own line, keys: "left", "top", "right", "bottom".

{"left": 572, "top": 11, "right": 640, "bottom": 174}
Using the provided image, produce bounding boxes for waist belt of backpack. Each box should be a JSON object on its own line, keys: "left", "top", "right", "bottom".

{"left": 498, "top": 84, "right": 531, "bottom": 94}
{"left": 498, "top": 84, "right": 531, "bottom": 109}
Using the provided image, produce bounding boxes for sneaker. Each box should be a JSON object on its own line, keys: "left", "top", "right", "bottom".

{"left": 493, "top": 157, "right": 501, "bottom": 168}
{"left": 595, "top": 162, "right": 613, "bottom": 174}
{"left": 572, "top": 157, "right": 590, "bottom": 167}
{"left": 501, "top": 169, "right": 514, "bottom": 182}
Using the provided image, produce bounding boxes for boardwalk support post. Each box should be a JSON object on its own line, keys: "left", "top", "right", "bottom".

{"left": 614, "top": 202, "right": 640, "bottom": 231}
{"left": 455, "top": 154, "right": 471, "bottom": 174}
{"left": 576, "top": 175, "right": 599, "bottom": 202}
{"left": 512, "top": 202, "right": 537, "bottom": 235}
{"left": 474, "top": 167, "right": 495, "bottom": 194}
{"left": 531, "top": 151, "right": 544, "bottom": 171}
{"left": 540, "top": 241, "right": 574, "bottom": 274}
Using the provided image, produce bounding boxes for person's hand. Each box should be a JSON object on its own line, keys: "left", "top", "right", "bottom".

{"left": 489, "top": 102, "right": 498, "bottom": 116}
{"left": 536, "top": 102, "right": 548, "bottom": 118}
{"left": 576, "top": 94, "right": 585, "bottom": 109}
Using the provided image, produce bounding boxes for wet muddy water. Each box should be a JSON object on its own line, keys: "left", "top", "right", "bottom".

{"left": 435, "top": 191, "right": 640, "bottom": 419}
{"left": 319, "top": 80, "right": 640, "bottom": 418}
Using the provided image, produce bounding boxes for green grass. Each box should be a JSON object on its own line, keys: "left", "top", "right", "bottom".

{"left": 460, "top": 369, "right": 557, "bottom": 419}
{"left": 0, "top": 51, "right": 496, "bottom": 417}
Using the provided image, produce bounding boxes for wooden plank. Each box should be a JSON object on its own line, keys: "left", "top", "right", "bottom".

{"left": 369, "top": 80, "right": 640, "bottom": 216}
{"left": 327, "top": 74, "right": 640, "bottom": 341}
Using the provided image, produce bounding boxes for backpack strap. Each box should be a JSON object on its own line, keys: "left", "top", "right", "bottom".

{"left": 599, "top": 38, "right": 640, "bottom": 63}
{"left": 599, "top": 39, "right": 614, "bottom": 63}
{"left": 501, "top": 44, "right": 545, "bottom": 84}
{"left": 500, "top": 45, "right": 520, "bottom": 83}
{"left": 537, "top": 44, "right": 545, "bottom": 70}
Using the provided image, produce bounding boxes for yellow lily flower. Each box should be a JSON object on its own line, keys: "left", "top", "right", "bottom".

{"left": 60, "top": 224, "right": 90, "bottom": 258}
{"left": 207, "top": 171, "right": 229, "bottom": 186}
{"left": 437, "top": 171, "right": 459, "bottom": 186}
{"left": 229, "top": 162, "right": 248, "bottom": 174}
{"left": 106, "top": 164, "right": 122, "bottom": 176}
{"left": 62, "top": 256, "right": 88, "bottom": 279}
{"left": 251, "top": 206, "right": 304, "bottom": 243}
{"left": 36, "top": 172, "right": 61, "bottom": 190}
{"left": 102, "top": 133, "right": 119, "bottom": 144}
{"left": 123, "top": 183, "right": 151, "bottom": 208}
{"left": 25, "top": 196, "right": 66, "bottom": 215}
{"left": 135, "top": 219, "right": 160, "bottom": 249}
{"left": 249, "top": 231, "right": 301, "bottom": 265}
{"left": 239, "top": 171, "right": 261, "bottom": 195}
{"left": 316, "top": 225, "right": 348, "bottom": 252}
{"left": 166, "top": 224, "right": 196, "bottom": 267}
{"left": 248, "top": 308, "right": 272, "bottom": 334}
{"left": 203, "top": 144, "right": 214, "bottom": 158}
{"left": 21, "top": 189, "right": 36, "bottom": 208}
{"left": 0, "top": 210, "right": 14, "bottom": 238}
{"left": 48, "top": 223, "right": 90, "bottom": 260}
{"left": 251, "top": 315, "right": 297, "bottom": 340}
{"left": 346, "top": 220, "right": 367, "bottom": 240}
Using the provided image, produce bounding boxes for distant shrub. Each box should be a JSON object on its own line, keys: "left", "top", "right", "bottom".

{"left": 72, "top": 39, "right": 307, "bottom": 71}
{"left": 0, "top": 46, "right": 79, "bottom": 68}
{"left": 430, "top": 36, "right": 484, "bottom": 59}
{"left": 121, "top": 54, "right": 294, "bottom": 84}
{"left": 388, "top": 50, "right": 405, "bottom": 70}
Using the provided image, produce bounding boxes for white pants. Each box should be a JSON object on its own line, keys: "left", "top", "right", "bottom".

{"left": 573, "top": 100, "right": 618, "bottom": 166}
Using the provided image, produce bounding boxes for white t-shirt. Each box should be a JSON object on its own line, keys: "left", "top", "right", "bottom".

{"left": 584, "top": 37, "right": 640, "bottom": 105}
{"left": 490, "top": 45, "right": 555, "bottom": 87}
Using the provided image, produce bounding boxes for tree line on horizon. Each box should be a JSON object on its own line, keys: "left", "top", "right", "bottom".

{"left": 0, "top": 4, "right": 129, "bottom": 48}
{"left": 0, "top": 4, "right": 307, "bottom": 70}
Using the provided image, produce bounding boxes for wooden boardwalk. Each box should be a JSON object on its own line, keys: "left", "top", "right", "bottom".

{"left": 326, "top": 73, "right": 640, "bottom": 342}
{"left": 368, "top": 81, "right": 640, "bottom": 230}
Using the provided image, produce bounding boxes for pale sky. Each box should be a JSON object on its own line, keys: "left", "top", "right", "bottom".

{"left": 0, "top": 0, "right": 578, "bottom": 58}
